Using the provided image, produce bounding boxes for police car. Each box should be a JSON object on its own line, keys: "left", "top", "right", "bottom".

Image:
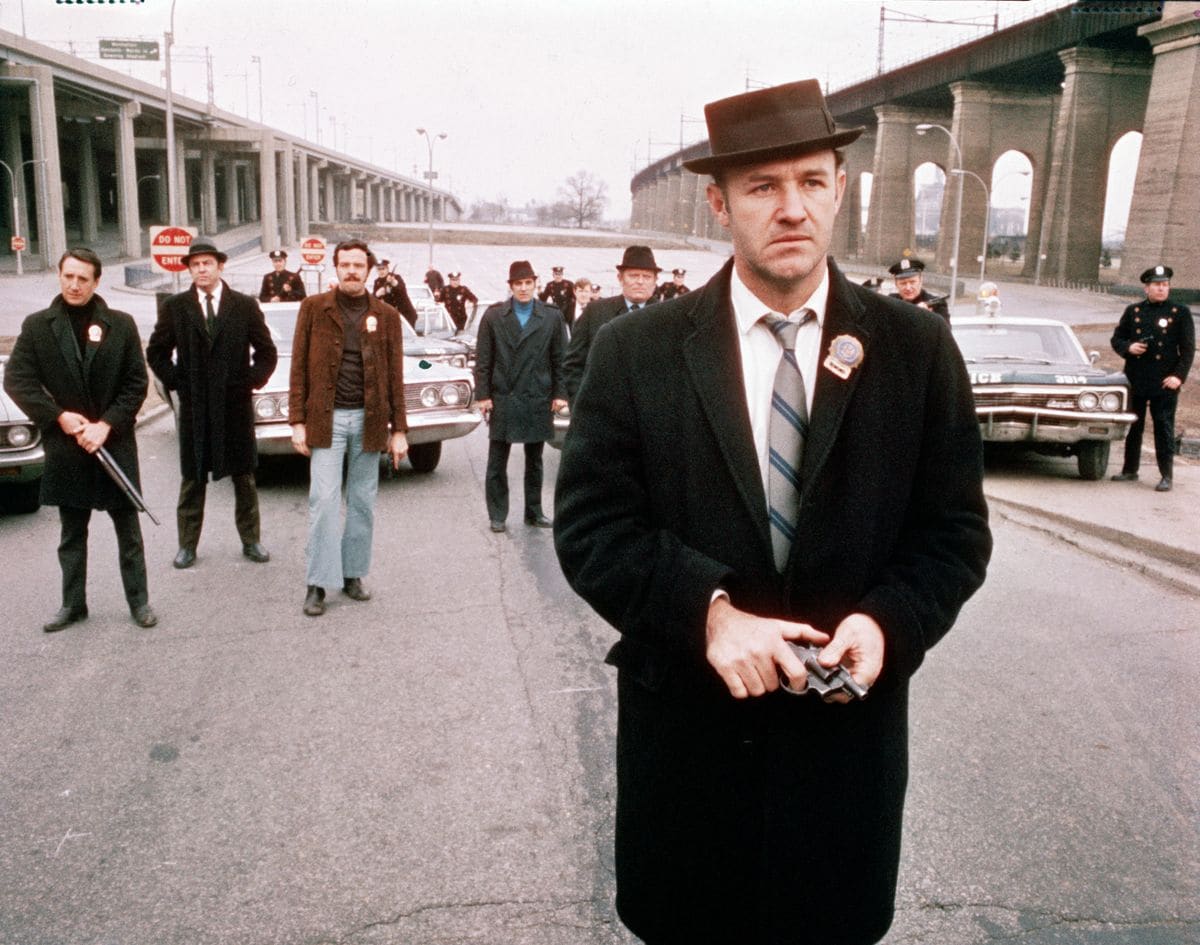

{"left": 0, "top": 355, "right": 44, "bottom": 513}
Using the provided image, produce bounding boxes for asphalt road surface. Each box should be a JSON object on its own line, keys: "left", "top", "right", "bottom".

{"left": 1, "top": 412, "right": 1196, "bottom": 945}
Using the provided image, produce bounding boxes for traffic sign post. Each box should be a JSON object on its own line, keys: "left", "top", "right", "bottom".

{"left": 149, "top": 226, "right": 198, "bottom": 287}
{"left": 299, "top": 236, "right": 326, "bottom": 265}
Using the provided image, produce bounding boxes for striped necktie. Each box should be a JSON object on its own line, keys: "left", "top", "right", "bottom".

{"left": 763, "top": 310, "right": 813, "bottom": 571}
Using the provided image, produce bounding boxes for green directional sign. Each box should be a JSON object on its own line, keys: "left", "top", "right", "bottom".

{"left": 99, "top": 39, "right": 160, "bottom": 61}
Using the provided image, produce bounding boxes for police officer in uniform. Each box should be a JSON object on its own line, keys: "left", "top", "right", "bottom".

{"left": 1110, "top": 264, "right": 1194, "bottom": 492}
{"left": 539, "top": 265, "right": 575, "bottom": 318}
{"left": 372, "top": 260, "right": 418, "bottom": 327}
{"left": 887, "top": 256, "right": 950, "bottom": 322}
{"left": 652, "top": 268, "right": 690, "bottom": 303}
{"left": 442, "top": 271, "right": 478, "bottom": 332}
{"left": 259, "top": 250, "right": 307, "bottom": 303}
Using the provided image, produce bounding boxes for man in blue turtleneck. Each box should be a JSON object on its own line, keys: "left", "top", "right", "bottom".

{"left": 473, "top": 260, "right": 567, "bottom": 533}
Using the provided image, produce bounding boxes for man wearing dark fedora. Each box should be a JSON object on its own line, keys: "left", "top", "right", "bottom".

{"left": 563, "top": 244, "right": 661, "bottom": 400}
{"left": 258, "top": 249, "right": 307, "bottom": 303}
{"left": 1110, "top": 264, "right": 1194, "bottom": 492}
{"left": 473, "top": 260, "right": 567, "bottom": 533}
{"left": 887, "top": 255, "right": 949, "bottom": 322}
{"left": 554, "top": 79, "right": 991, "bottom": 945}
{"left": 147, "top": 240, "right": 278, "bottom": 570}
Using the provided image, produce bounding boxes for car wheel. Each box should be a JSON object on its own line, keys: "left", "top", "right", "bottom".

{"left": 1076, "top": 440, "right": 1110, "bottom": 481}
{"left": 6, "top": 480, "right": 41, "bottom": 513}
{"left": 408, "top": 442, "right": 442, "bottom": 473}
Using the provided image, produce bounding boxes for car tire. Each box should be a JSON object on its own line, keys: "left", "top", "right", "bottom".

{"left": 1076, "top": 440, "right": 1110, "bottom": 481}
{"left": 6, "top": 480, "right": 41, "bottom": 514}
{"left": 408, "top": 442, "right": 442, "bottom": 473}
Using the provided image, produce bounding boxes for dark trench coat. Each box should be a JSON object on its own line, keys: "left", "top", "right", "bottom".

{"left": 4, "top": 294, "right": 147, "bottom": 510}
{"left": 473, "top": 299, "right": 566, "bottom": 443}
{"left": 147, "top": 282, "right": 277, "bottom": 482}
{"left": 553, "top": 259, "right": 993, "bottom": 945}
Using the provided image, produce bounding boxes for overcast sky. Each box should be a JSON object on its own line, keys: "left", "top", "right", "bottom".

{"left": 3, "top": 0, "right": 1131, "bottom": 223}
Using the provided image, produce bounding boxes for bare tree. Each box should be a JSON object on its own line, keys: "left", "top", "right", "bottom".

{"left": 559, "top": 171, "right": 608, "bottom": 229}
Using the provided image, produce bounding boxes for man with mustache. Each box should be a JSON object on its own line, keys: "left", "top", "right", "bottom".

{"left": 289, "top": 239, "right": 409, "bottom": 616}
{"left": 554, "top": 80, "right": 991, "bottom": 945}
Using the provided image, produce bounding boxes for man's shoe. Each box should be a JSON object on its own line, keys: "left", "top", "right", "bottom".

{"left": 43, "top": 606, "right": 87, "bottom": 633}
{"left": 524, "top": 512, "right": 552, "bottom": 528}
{"left": 173, "top": 547, "right": 197, "bottom": 569}
{"left": 490, "top": 520, "right": 507, "bottom": 533}
{"left": 1155, "top": 477, "right": 1173, "bottom": 492}
{"left": 1110, "top": 472, "right": 1139, "bottom": 482}
{"left": 342, "top": 577, "right": 371, "bottom": 601}
{"left": 131, "top": 605, "right": 158, "bottom": 628}
{"left": 303, "top": 585, "right": 326, "bottom": 617}
{"left": 242, "top": 542, "right": 270, "bottom": 563}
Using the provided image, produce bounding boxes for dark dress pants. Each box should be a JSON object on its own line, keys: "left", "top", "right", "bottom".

{"left": 1121, "top": 390, "right": 1177, "bottom": 478}
{"left": 485, "top": 440, "right": 544, "bottom": 522}
{"left": 58, "top": 506, "right": 149, "bottom": 610}
{"left": 177, "top": 472, "right": 260, "bottom": 549}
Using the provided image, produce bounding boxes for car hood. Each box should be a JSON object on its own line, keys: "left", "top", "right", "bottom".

{"left": 965, "top": 361, "right": 1129, "bottom": 386}
{"left": 0, "top": 362, "right": 31, "bottom": 423}
{"left": 258, "top": 353, "right": 471, "bottom": 395}
{"left": 405, "top": 336, "right": 469, "bottom": 360}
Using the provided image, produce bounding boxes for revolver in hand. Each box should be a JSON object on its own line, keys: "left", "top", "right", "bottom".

{"left": 780, "top": 642, "right": 869, "bottom": 700}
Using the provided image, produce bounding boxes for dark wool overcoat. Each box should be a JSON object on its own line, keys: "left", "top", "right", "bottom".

{"left": 147, "top": 282, "right": 278, "bottom": 482}
{"left": 4, "top": 294, "right": 147, "bottom": 510}
{"left": 563, "top": 294, "right": 636, "bottom": 400}
{"left": 1110, "top": 298, "right": 1194, "bottom": 398}
{"left": 553, "top": 259, "right": 992, "bottom": 945}
{"left": 473, "top": 299, "right": 566, "bottom": 443}
{"left": 288, "top": 290, "right": 408, "bottom": 452}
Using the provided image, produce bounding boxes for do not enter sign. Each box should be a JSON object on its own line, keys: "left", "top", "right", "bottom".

{"left": 300, "top": 236, "right": 326, "bottom": 266}
{"left": 150, "top": 225, "right": 198, "bottom": 273}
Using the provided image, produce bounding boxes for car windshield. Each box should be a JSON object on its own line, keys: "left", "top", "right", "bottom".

{"left": 265, "top": 310, "right": 298, "bottom": 354}
{"left": 409, "top": 285, "right": 434, "bottom": 302}
{"left": 953, "top": 324, "right": 1085, "bottom": 365}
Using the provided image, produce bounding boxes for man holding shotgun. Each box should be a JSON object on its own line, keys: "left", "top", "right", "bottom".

{"left": 5, "top": 247, "right": 158, "bottom": 631}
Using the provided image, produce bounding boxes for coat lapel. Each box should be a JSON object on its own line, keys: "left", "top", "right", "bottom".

{"left": 49, "top": 304, "right": 87, "bottom": 394}
{"left": 210, "top": 280, "right": 233, "bottom": 342}
{"left": 81, "top": 302, "right": 112, "bottom": 379}
{"left": 682, "top": 265, "right": 772, "bottom": 554}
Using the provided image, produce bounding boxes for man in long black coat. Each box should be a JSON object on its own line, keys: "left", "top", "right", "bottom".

{"left": 147, "top": 241, "right": 277, "bottom": 569}
{"left": 473, "top": 260, "right": 566, "bottom": 533}
{"left": 5, "top": 248, "right": 157, "bottom": 631}
{"left": 554, "top": 80, "right": 991, "bottom": 945}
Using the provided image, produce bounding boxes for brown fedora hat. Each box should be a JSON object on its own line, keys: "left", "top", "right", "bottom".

{"left": 683, "top": 79, "right": 864, "bottom": 175}
{"left": 616, "top": 245, "right": 660, "bottom": 272}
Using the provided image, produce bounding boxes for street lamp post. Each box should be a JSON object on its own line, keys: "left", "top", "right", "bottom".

{"left": 164, "top": 0, "right": 180, "bottom": 228}
{"left": 0, "top": 159, "right": 23, "bottom": 275}
{"left": 250, "top": 55, "right": 263, "bottom": 124}
{"left": 916, "top": 123, "right": 962, "bottom": 315}
{"left": 951, "top": 168, "right": 990, "bottom": 285}
{"left": 310, "top": 91, "right": 320, "bottom": 145}
{"left": 416, "top": 128, "right": 447, "bottom": 270}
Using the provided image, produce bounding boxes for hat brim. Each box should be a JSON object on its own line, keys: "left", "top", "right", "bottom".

{"left": 683, "top": 127, "right": 865, "bottom": 175}
{"left": 616, "top": 264, "right": 662, "bottom": 272}
{"left": 182, "top": 249, "right": 228, "bottom": 264}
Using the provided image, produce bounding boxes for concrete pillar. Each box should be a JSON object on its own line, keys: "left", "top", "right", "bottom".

{"left": 665, "top": 170, "right": 682, "bottom": 234}
{"left": 114, "top": 101, "right": 140, "bottom": 257}
{"left": 223, "top": 160, "right": 241, "bottom": 226}
{"left": 154, "top": 154, "right": 169, "bottom": 221}
{"left": 77, "top": 126, "right": 100, "bottom": 244}
{"left": 3, "top": 64, "right": 66, "bottom": 265}
{"left": 364, "top": 178, "right": 375, "bottom": 220}
{"left": 678, "top": 169, "right": 700, "bottom": 237}
{"left": 3, "top": 116, "right": 31, "bottom": 243}
{"left": 200, "top": 147, "right": 217, "bottom": 235}
{"left": 297, "top": 153, "right": 309, "bottom": 237}
{"left": 324, "top": 172, "right": 335, "bottom": 222}
{"left": 1120, "top": 4, "right": 1200, "bottom": 290}
{"left": 310, "top": 161, "right": 321, "bottom": 223}
{"left": 246, "top": 159, "right": 259, "bottom": 222}
{"left": 1041, "top": 49, "right": 1153, "bottom": 284}
{"left": 259, "top": 133, "right": 278, "bottom": 251}
{"left": 176, "top": 146, "right": 189, "bottom": 224}
{"left": 280, "top": 141, "right": 296, "bottom": 246}
{"left": 831, "top": 128, "right": 875, "bottom": 262}
{"left": 866, "top": 105, "right": 928, "bottom": 265}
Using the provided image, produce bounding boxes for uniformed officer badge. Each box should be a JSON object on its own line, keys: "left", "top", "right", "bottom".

{"left": 87, "top": 324, "right": 103, "bottom": 344}
{"left": 823, "top": 334, "right": 863, "bottom": 380}
{"left": 365, "top": 315, "right": 378, "bottom": 333}
{"left": 1158, "top": 318, "right": 1169, "bottom": 328}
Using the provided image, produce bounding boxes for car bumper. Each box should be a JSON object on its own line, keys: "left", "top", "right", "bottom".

{"left": 254, "top": 408, "right": 482, "bottom": 455}
{"left": 0, "top": 445, "right": 45, "bottom": 484}
{"left": 976, "top": 407, "right": 1136, "bottom": 444}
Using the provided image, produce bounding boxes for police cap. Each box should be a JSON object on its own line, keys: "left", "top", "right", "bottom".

{"left": 1140, "top": 265, "right": 1172, "bottom": 284}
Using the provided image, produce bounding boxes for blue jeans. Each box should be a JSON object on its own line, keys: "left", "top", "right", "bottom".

{"left": 306, "top": 408, "right": 379, "bottom": 590}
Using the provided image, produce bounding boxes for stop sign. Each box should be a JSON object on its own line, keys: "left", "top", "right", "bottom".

{"left": 150, "top": 226, "right": 197, "bottom": 273}
{"left": 10, "top": 235, "right": 26, "bottom": 252}
{"left": 300, "top": 236, "right": 326, "bottom": 266}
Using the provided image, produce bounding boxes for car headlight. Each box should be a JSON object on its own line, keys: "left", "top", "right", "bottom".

{"left": 254, "top": 395, "right": 286, "bottom": 420}
{"left": 1100, "top": 392, "right": 1123, "bottom": 412}
{"left": 1077, "top": 391, "right": 1099, "bottom": 411}
{"left": 450, "top": 355, "right": 467, "bottom": 368}
{"left": 420, "top": 386, "right": 441, "bottom": 408}
{"left": 5, "top": 424, "right": 33, "bottom": 448}
{"left": 440, "top": 384, "right": 462, "bottom": 406}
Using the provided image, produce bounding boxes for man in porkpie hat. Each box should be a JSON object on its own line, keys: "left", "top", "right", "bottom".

{"left": 147, "top": 240, "right": 278, "bottom": 570}
{"left": 473, "top": 260, "right": 567, "bottom": 533}
{"left": 652, "top": 267, "right": 691, "bottom": 303}
{"left": 258, "top": 249, "right": 307, "bottom": 303}
{"left": 441, "top": 271, "right": 478, "bottom": 332}
{"left": 887, "top": 255, "right": 949, "bottom": 322}
{"left": 372, "top": 259, "right": 418, "bottom": 327}
{"left": 1110, "top": 265, "right": 1194, "bottom": 492}
{"left": 538, "top": 265, "right": 576, "bottom": 323}
{"left": 563, "top": 245, "right": 661, "bottom": 400}
{"left": 553, "top": 79, "right": 990, "bottom": 945}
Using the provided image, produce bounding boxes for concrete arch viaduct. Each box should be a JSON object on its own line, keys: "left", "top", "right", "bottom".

{"left": 630, "top": 2, "right": 1199, "bottom": 294}
{"left": 0, "top": 29, "right": 460, "bottom": 270}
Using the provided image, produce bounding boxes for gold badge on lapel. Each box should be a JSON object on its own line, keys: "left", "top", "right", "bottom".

{"left": 365, "top": 315, "right": 378, "bottom": 333}
{"left": 823, "top": 334, "right": 863, "bottom": 380}
{"left": 1158, "top": 318, "right": 1169, "bottom": 328}
{"left": 87, "top": 324, "right": 103, "bottom": 344}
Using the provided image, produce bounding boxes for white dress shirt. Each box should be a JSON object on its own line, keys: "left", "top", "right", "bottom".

{"left": 196, "top": 280, "right": 224, "bottom": 311}
{"left": 728, "top": 262, "right": 829, "bottom": 496}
